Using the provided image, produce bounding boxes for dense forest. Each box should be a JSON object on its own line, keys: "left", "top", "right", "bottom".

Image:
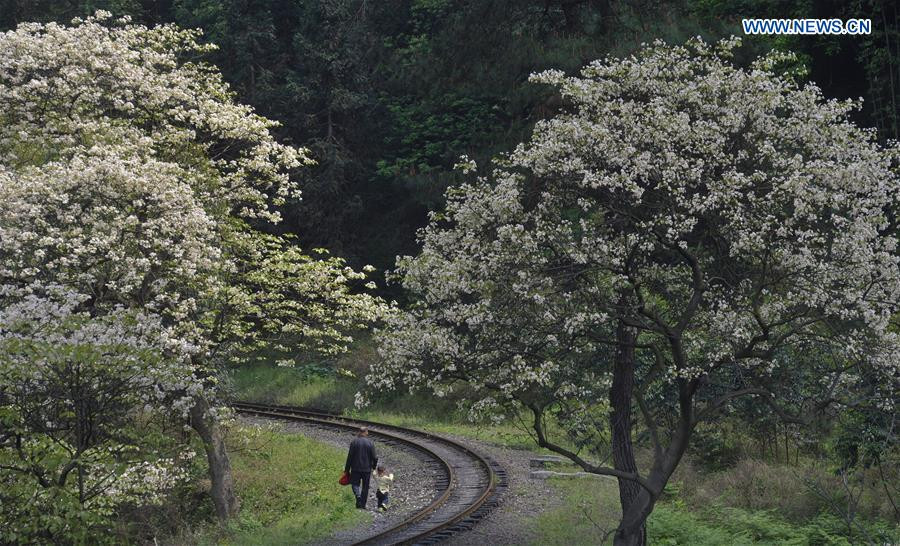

{"left": 2, "top": 0, "right": 898, "bottom": 275}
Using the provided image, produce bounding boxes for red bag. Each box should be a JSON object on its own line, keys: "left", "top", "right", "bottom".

{"left": 339, "top": 471, "right": 350, "bottom": 486}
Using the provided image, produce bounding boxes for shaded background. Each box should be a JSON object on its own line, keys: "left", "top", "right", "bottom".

{"left": 2, "top": 0, "right": 896, "bottom": 287}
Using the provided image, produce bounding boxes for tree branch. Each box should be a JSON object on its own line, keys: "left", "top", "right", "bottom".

{"left": 528, "top": 403, "right": 654, "bottom": 493}
{"left": 693, "top": 386, "right": 806, "bottom": 426}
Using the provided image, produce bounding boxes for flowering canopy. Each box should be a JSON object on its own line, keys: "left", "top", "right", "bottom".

{"left": 0, "top": 283, "right": 200, "bottom": 541}
{"left": 0, "top": 12, "right": 307, "bottom": 328}
{"left": 368, "top": 37, "right": 900, "bottom": 543}
{"left": 0, "top": 12, "right": 384, "bottom": 537}
{"left": 0, "top": 10, "right": 384, "bottom": 375}
{"left": 369, "top": 37, "right": 900, "bottom": 453}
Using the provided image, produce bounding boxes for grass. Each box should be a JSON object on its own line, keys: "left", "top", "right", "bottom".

{"left": 183, "top": 424, "right": 368, "bottom": 545}
{"left": 227, "top": 363, "right": 357, "bottom": 413}
{"left": 532, "top": 462, "right": 899, "bottom": 545}
{"left": 647, "top": 504, "right": 862, "bottom": 545}
{"left": 532, "top": 474, "right": 622, "bottom": 545}
{"left": 351, "top": 409, "right": 543, "bottom": 451}
{"left": 228, "top": 361, "right": 545, "bottom": 451}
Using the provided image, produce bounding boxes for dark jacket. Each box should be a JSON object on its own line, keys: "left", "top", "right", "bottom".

{"left": 345, "top": 436, "right": 378, "bottom": 473}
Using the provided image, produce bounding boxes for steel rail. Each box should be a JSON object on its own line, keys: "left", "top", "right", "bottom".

{"left": 233, "top": 401, "right": 501, "bottom": 545}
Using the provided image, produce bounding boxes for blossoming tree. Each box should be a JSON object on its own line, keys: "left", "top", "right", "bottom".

{"left": 0, "top": 286, "right": 199, "bottom": 541}
{"left": 0, "top": 13, "right": 383, "bottom": 537}
{"left": 368, "top": 38, "right": 900, "bottom": 545}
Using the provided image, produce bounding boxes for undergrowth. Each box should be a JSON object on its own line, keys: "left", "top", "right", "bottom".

{"left": 535, "top": 475, "right": 898, "bottom": 545}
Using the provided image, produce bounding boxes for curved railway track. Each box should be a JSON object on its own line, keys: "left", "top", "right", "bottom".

{"left": 233, "top": 401, "right": 507, "bottom": 545}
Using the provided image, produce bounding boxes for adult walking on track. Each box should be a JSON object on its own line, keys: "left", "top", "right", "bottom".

{"left": 345, "top": 427, "right": 378, "bottom": 509}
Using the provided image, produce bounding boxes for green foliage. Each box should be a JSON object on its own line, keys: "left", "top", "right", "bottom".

{"left": 0, "top": 306, "right": 195, "bottom": 544}
{"left": 213, "top": 228, "right": 385, "bottom": 367}
{"left": 0, "top": 417, "right": 196, "bottom": 545}
{"left": 856, "top": 2, "right": 900, "bottom": 140}
{"left": 376, "top": 94, "right": 502, "bottom": 179}
{"left": 647, "top": 504, "right": 851, "bottom": 546}
{"left": 1, "top": 480, "right": 113, "bottom": 545}
{"left": 686, "top": 423, "right": 743, "bottom": 470}
{"left": 171, "top": 0, "right": 385, "bottom": 259}
{"left": 648, "top": 504, "right": 897, "bottom": 545}
{"left": 830, "top": 403, "right": 897, "bottom": 470}
{"left": 229, "top": 359, "right": 542, "bottom": 450}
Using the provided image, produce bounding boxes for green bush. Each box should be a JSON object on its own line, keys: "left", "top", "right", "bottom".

{"left": 689, "top": 423, "right": 743, "bottom": 470}
{"left": 648, "top": 505, "right": 856, "bottom": 545}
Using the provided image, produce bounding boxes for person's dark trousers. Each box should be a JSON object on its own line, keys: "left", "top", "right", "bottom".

{"left": 377, "top": 490, "right": 388, "bottom": 508}
{"left": 350, "top": 471, "right": 371, "bottom": 508}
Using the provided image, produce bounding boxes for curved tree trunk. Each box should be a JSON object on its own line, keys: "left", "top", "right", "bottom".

{"left": 190, "top": 396, "right": 239, "bottom": 520}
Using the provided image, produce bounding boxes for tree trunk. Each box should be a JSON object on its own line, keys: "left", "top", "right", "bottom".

{"left": 609, "top": 321, "right": 647, "bottom": 546}
{"left": 190, "top": 396, "right": 239, "bottom": 521}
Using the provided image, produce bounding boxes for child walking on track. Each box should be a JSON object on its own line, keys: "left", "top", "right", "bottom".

{"left": 374, "top": 465, "right": 394, "bottom": 512}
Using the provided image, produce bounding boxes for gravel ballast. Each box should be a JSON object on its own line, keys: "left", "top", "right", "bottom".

{"left": 439, "top": 435, "right": 561, "bottom": 546}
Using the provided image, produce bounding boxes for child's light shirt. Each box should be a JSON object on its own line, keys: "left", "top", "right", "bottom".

{"left": 375, "top": 472, "right": 394, "bottom": 493}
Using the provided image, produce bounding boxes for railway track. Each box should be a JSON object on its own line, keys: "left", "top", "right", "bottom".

{"left": 232, "top": 401, "right": 507, "bottom": 545}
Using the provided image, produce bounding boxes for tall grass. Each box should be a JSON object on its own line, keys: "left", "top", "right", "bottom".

{"left": 647, "top": 505, "right": 857, "bottom": 545}
{"left": 533, "top": 475, "right": 895, "bottom": 545}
